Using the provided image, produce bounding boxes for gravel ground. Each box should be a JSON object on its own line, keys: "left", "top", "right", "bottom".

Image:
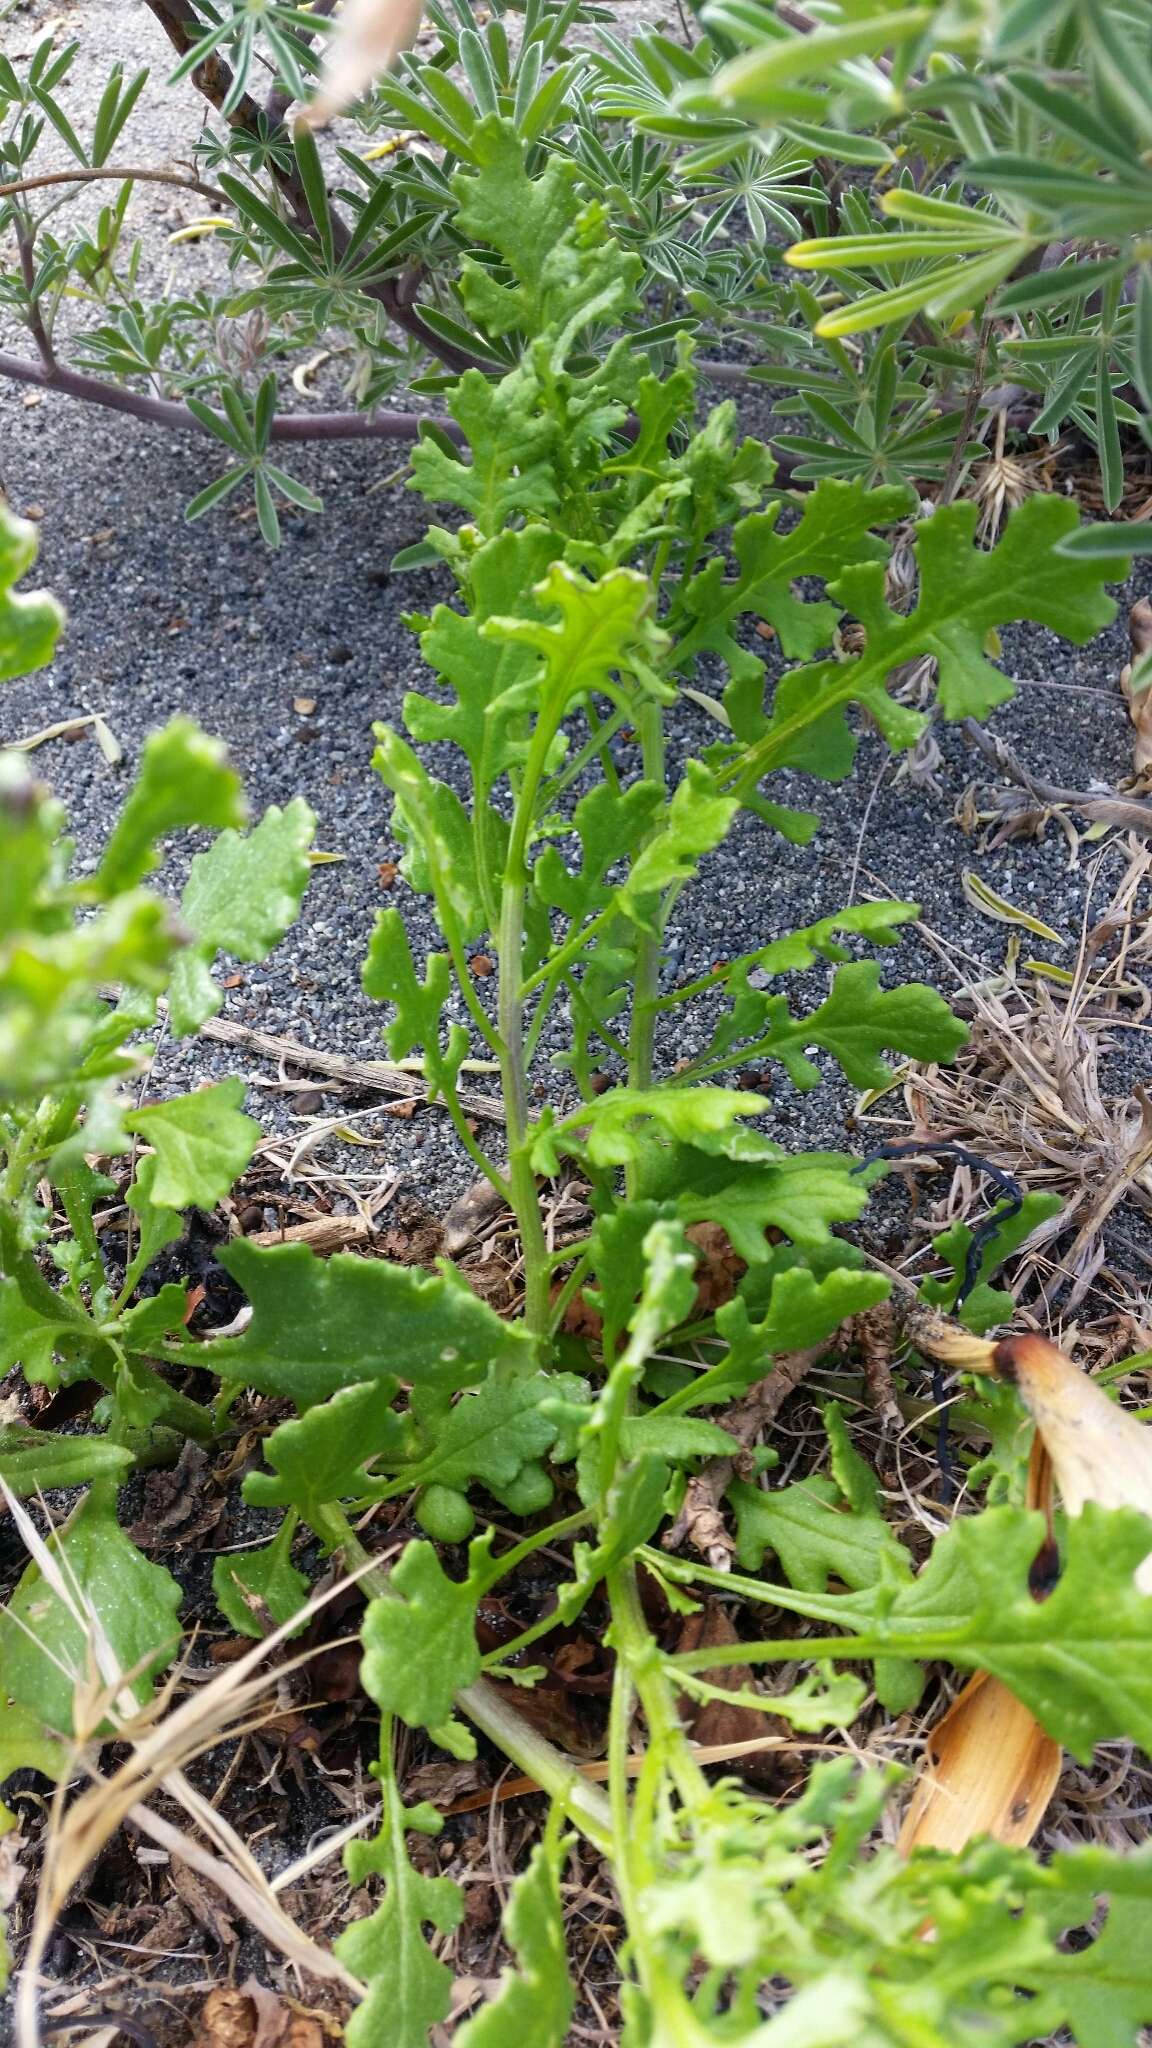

{"left": 3, "top": 0, "right": 1152, "bottom": 1222}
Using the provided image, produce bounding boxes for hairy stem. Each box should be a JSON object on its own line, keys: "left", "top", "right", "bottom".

{"left": 15, "top": 223, "right": 55, "bottom": 371}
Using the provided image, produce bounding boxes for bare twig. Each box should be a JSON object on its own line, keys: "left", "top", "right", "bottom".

{"left": 962, "top": 717, "right": 1152, "bottom": 840}
{"left": 0, "top": 164, "right": 230, "bottom": 205}
{"left": 179, "top": 1009, "right": 507, "bottom": 1123}
{"left": 0, "top": 347, "right": 462, "bottom": 446}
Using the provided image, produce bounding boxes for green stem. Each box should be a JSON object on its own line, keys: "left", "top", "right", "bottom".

{"left": 308, "top": 1501, "right": 613, "bottom": 1848}
{"left": 538, "top": 699, "right": 629, "bottom": 810}
{"left": 438, "top": 1081, "right": 509, "bottom": 1202}
{"left": 669, "top": 1629, "right": 937, "bottom": 1670}
{"left": 625, "top": 699, "right": 666, "bottom": 1196}
{"left": 603, "top": 1559, "right": 705, "bottom": 2020}
{"left": 498, "top": 709, "right": 568, "bottom": 1342}
{"left": 547, "top": 1251, "right": 592, "bottom": 1337}
{"left": 521, "top": 901, "right": 618, "bottom": 1002}
{"left": 498, "top": 877, "right": 552, "bottom": 1340}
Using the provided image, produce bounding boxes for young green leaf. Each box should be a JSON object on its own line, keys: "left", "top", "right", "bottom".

{"left": 361, "top": 907, "right": 468, "bottom": 1099}
{"left": 336, "top": 1771, "right": 463, "bottom": 2048}
{"left": 243, "top": 1380, "right": 408, "bottom": 1518}
{"left": 410, "top": 364, "right": 559, "bottom": 530}
{"left": 405, "top": 527, "right": 558, "bottom": 800}
{"left": 0, "top": 1425, "right": 133, "bottom": 1496}
{"left": 360, "top": 1534, "right": 495, "bottom": 1729}
{"left": 1, "top": 1484, "right": 182, "bottom": 1735}
{"left": 673, "top": 477, "right": 913, "bottom": 687}
{"left": 126, "top": 1077, "right": 260, "bottom": 1211}
{"left": 456, "top": 1809, "right": 574, "bottom": 2048}
{"left": 92, "top": 718, "right": 245, "bottom": 898}
{"left": 402, "top": 1372, "right": 586, "bottom": 1500}
{"left": 167, "top": 798, "right": 315, "bottom": 1034}
{"left": 212, "top": 1517, "right": 309, "bottom": 1639}
{"left": 0, "top": 505, "right": 64, "bottom": 683}
{"left": 720, "top": 958, "right": 968, "bottom": 1092}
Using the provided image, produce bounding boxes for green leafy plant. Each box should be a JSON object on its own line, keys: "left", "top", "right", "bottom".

{"left": 5, "top": 120, "right": 1152, "bottom": 2040}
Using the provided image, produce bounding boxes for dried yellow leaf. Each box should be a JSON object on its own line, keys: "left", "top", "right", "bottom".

{"left": 1120, "top": 596, "right": 1152, "bottom": 777}
{"left": 989, "top": 1334, "right": 1152, "bottom": 1590}
{"left": 960, "top": 869, "right": 1065, "bottom": 944}
{"left": 897, "top": 1669, "right": 1062, "bottom": 1856}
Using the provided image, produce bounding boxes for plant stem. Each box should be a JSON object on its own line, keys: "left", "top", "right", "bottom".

{"left": 498, "top": 706, "right": 571, "bottom": 1340}
{"left": 497, "top": 870, "right": 552, "bottom": 1340}
{"left": 14, "top": 224, "right": 55, "bottom": 371}
{"left": 309, "top": 1501, "right": 613, "bottom": 1847}
{"left": 547, "top": 1251, "right": 592, "bottom": 1337}
{"left": 0, "top": 349, "right": 464, "bottom": 446}
{"left": 626, "top": 701, "right": 666, "bottom": 1187}
{"left": 0, "top": 164, "right": 230, "bottom": 204}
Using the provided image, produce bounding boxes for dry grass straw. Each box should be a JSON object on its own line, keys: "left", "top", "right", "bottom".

{"left": 861, "top": 837, "right": 1152, "bottom": 1318}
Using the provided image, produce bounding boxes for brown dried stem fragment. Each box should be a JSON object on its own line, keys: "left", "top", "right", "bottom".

{"left": 663, "top": 1346, "right": 826, "bottom": 1569}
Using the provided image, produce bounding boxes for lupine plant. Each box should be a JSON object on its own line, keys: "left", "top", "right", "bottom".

{"left": 4, "top": 115, "right": 1152, "bottom": 2040}
{"left": 5, "top": 0, "right": 1152, "bottom": 533}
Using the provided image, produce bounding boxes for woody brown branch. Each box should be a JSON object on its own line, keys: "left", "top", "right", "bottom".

{"left": 138, "top": 0, "right": 482, "bottom": 373}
